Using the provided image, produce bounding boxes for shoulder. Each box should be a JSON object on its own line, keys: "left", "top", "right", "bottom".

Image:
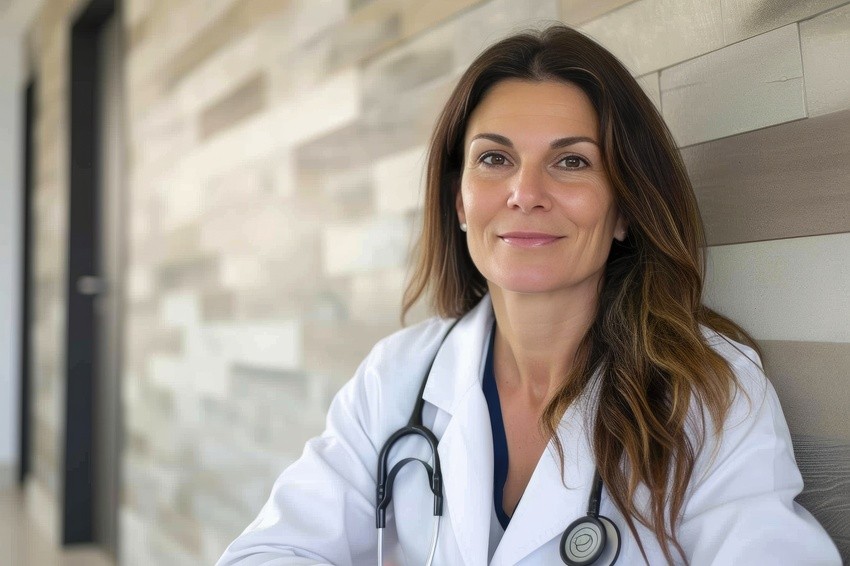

{"left": 366, "top": 315, "right": 458, "bottom": 372}
{"left": 681, "top": 328, "right": 838, "bottom": 563}
{"left": 338, "top": 296, "right": 493, "bottom": 434}
{"left": 356, "top": 315, "right": 459, "bottom": 403}
{"left": 363, "top": 294, "right": 492, "bottom": 379}
{"left": 693, "top": 326, "right": 790, "bottom": 477}
{"left": 329, "top": 314, "right": 458, "bottom": 436}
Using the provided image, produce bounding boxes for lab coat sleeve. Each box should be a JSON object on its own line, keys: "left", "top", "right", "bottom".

{"left": 215, "top": 345, "right": 387, "bottom": 566}
{"left": 678, "top": 343, "right": 841, "bottom": 565}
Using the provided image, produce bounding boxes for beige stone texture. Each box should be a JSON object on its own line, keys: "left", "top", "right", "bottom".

{"left": 761, "top": 340, "right": 850, "bottom": 442}
{"left": 124, "top": 0, "right": 153, "bottom": 29}
{"left": 349, "top": 268, "right": 409, "bottom": 324}
{"left": 704, "top": 233, "right": 850, "bottom": 342}
{"left": 24, "top": 478, "right": 60, "bottom": 548}
{"left": 322, "top": 215, "right": 414, "bottom": 277}
{"left": 452, "top": 0, "right": 561, "bottom": 71}
{"left": 580, "top": 0, "right": 725, "bottom": 75}
{"left": 131, "top": 96, "right": 197, "bottom": 175}
{"left": 155, "top": 69, "right": 360, "bottom": 224}
{"left": 560, "top": 0, "right": 636, "bottom": 25}
{"left": 401, "top": 0, "right": 489, "bottom": 38}
{"left": 125, "top": 0, "right": 245, "bottom": 115}
{"left": 721, "top": 0, "right": 850, "bottom": 43}
{"left": 636, "top": 71, "right": 661, "bottom": 110}
{"left": 199, "top": 290, "right": 237, "bottom": 322}
{"left": 373, "top": 144, "right": 427, "bottom": 213}
{"left": 219, "top": 255, "right": 270, "bottom": 291}
{"left": 157, "top": 0, "right": 282, "bottom": 90}
{"left": 660, "top": 23, "right": 805, "bottom": 146}
{"left": 800, "top": 3, "right": 850, "bottom": 116}
{"left": 303, "top": 319, "right": 398, "bottom": 379}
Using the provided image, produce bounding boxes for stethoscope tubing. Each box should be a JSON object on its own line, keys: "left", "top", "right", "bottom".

{"left": 375, "top": 318, "right": 619, "bottom": 565}
{"left": 375, "top": 426, "right": 443, "bottom": 529}
{"left": 377, "top": 516, "right": 441, "bottom": 566}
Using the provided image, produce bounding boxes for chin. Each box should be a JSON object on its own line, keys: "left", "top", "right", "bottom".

{"left": 487, "top": 271, "right": 570, "bottom": 296}
{"left": 483, "top": 262, "right": 605, "bottom": 297}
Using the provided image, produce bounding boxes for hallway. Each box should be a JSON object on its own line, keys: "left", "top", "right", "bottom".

{"left": 0, "top": 489, "right": 113, "bottom": 566}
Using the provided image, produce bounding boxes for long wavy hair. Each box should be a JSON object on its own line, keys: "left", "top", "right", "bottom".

{"left": 402, "top": 25, "right": 760, "bottom": 564}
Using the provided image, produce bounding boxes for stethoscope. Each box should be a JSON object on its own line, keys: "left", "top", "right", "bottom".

{"left": 375, "top": 320, "right": 621, "bottom": 565}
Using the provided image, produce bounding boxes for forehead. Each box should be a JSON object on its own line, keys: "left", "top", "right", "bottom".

{"left": 465, "top": 79, "right": 599, "bottom": 140}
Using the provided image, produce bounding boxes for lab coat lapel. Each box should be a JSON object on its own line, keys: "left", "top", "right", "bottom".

{"left": 436, "top": 386, "right": 493, "bottom": 566}
{"left": 421, "top": 296, "right": 494, "bottom": 566}
{"left": 491, "top": 388, "right": 598, "bottom": 566}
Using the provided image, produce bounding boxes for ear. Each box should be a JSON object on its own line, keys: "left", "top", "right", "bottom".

{"left": 614, "top": 212, "right": 629, "bottom": 242}
{"left": 455, "top": 184, "right": 466, "bottom": 226}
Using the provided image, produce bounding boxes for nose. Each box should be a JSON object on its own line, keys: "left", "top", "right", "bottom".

{"left": 506, "top": 165, "right": 551, "bottom": 213}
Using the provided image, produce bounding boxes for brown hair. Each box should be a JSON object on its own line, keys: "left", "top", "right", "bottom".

{"left": 403, "top": 25, "right": 760, "bottom": 564}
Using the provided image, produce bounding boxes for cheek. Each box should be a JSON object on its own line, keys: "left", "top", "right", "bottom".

{"left": 561, "top": 189, "right": 615, "bottom": 229}
{"left": 460, "top": 183, "right": 497, "bottom": 222}
{"left": 457, "top": 179, "right": 471, "bottom": 216}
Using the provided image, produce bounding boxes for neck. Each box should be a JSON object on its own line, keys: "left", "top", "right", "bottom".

{"left": 489, "top": 283, "right": 599, "bottom": 407}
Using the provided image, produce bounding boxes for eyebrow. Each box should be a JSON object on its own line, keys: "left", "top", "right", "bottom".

{"left": 469, "top": 132, "right": 599, "bottom": 149}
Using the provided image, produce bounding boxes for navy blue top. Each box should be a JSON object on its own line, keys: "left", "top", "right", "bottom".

{"left": 482, "top": 322, "right": 511, "bottom": 529}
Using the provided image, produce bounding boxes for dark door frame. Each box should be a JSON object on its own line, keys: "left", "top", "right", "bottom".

{"left": 19, "top": 80, "right": 35, "bottom": 486}
{"left": 65, "top": 0, "right": 117, "bottom": 545}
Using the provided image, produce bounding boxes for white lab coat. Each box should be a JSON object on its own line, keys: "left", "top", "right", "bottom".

{"left": 217, "top": 296, "right": 840, "bottom": 565}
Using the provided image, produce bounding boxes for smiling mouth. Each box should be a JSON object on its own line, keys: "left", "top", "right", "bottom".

{"left": 498, "top": 232, "right": 564, "bottom": 247}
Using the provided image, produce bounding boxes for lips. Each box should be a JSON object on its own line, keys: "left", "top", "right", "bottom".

{"left": 498, "top": 231, "right": 564, "bottom": 247}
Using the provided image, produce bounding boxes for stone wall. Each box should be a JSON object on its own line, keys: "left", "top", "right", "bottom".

{"left": 120, "top": 1, "right": 563, "bottom": 562}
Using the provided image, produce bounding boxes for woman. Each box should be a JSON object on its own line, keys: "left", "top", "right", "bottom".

{"left": 217, "top": 26, "right": 839, "bottom": 565}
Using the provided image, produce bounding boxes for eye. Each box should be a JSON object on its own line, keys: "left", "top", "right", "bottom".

{"left": 479, "top": 152, "right": 511, "bottom": 167}
{"left": 557, "top": 155, "right": 590, "bottom": 169}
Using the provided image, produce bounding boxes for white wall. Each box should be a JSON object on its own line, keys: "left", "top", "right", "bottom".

{"left": 0, "top": 0, "right": 44, "bottom": 487}
{"left": 0, "top": 30, "right": 25, "bottom": 488}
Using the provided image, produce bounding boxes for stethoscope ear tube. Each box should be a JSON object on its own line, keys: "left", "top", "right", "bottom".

{"left": 375, "top": 425, "right": 443, "bottom": 529}
{"left": 376, "top": 321, "right": 459, "bottom": 530}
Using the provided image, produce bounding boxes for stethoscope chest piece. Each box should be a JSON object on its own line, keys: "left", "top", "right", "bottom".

{"left": 560, "top": 514, "right": 621, "bottom": 566}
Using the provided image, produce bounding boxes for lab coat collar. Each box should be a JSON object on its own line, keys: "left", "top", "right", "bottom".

{"left": 421, "top": 294, "right": 494, "bottom": 416}
{"left": 421, "top": 294, "right": 600, "bottom": 565}
{"left": 421, "top": 296, "right": 494, "bottom": 566}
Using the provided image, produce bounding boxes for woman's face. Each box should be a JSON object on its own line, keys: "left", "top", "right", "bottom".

{"left": 456, "top": 79, "right": 627, "bottom": 299}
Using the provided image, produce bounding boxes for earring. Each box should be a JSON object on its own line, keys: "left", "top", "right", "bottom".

{"left": 460, "top": 222, "right": 468, "bottom": 232}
